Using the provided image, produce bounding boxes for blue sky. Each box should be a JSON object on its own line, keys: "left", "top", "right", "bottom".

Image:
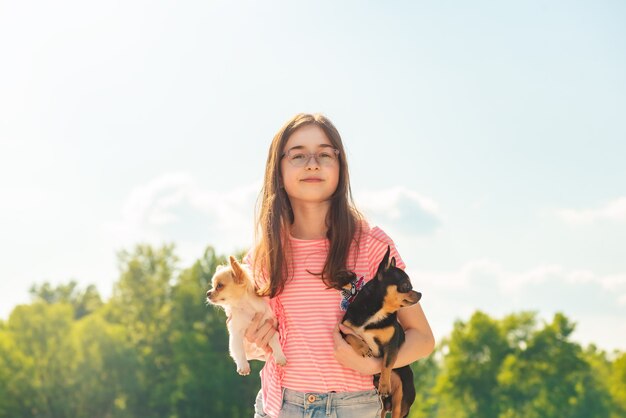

{"left": 1, "top": 0, "right": 625, "bottom": 351}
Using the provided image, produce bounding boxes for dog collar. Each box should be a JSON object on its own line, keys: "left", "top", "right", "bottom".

{"left": 340, "top": 276, "right": 365, "bottom": 311}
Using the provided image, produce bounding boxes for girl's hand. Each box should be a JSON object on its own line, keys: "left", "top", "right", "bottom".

{"left": 244, "top": 313, "right": 278, "bottom": 360}
{"left": 332, "top": 323, "right": 381, "bottom": 375}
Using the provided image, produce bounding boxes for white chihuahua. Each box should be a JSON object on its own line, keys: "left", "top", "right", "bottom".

{"left": 206, "top": 256, "right": 287, "bottom": 375}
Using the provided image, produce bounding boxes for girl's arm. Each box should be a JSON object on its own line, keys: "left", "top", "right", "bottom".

{"left": 333, "top": 302, "right": 435, "bottom": 375}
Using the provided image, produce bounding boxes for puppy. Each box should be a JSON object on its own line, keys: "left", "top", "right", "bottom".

{"left": 340, "top": 246, "right": 421, "bottom": 418}
{"left": 206, "top": 256, "right": 287, "bottom": 375}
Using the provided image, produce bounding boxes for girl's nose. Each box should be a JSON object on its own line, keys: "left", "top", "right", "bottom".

{"left": 305, "top": 157, "right": 321, "bottom": 169}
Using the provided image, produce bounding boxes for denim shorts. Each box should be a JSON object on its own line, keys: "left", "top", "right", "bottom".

{"left": 254, "top": 387, "right": 383, "bottom": 418}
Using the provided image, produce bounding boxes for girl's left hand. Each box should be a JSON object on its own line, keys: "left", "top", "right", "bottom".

{"left": 332, "top": 323, "right": 380, "bottom": 375}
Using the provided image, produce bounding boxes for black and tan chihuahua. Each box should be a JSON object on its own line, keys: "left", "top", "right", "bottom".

{"left": 340, "top": 246, "right": 422, "bottom": 418}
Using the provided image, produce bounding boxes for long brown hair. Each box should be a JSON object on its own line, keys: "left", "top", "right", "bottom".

{"left": 252, "top": 113, "right": 364, "bottom": 297}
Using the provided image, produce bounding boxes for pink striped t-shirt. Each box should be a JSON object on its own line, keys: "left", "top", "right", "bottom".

{"left": 244, "top": 221, "right": 406, "bottom": 418}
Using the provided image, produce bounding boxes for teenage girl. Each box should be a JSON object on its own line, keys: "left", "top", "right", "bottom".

{"left": 243, "top": 113, "right": 435, "bottom": 418}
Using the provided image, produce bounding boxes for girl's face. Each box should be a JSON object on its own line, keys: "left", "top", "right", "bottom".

{"left": 280, "top": 124, "right": 340, "bottom": 206}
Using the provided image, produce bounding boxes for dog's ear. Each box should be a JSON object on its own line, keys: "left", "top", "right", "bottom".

{"left": 376, "top": 246, "right": 392, "bottom": 280}
{"left": 229, "top": 256, "right": 246, "bottom": 285}
{"left": 390, "top": 256, "right": 396, "bottom": 269}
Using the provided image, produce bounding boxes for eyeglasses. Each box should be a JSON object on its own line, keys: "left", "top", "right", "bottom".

{"left": 281, "top": 148, "right": 340, "bottom": 167}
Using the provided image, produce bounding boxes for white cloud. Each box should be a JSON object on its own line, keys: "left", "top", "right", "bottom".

{"left": 408, "top": 260, "right": 626, "bottom": 351}
{"left": 410, "top": 259, "right": 626, "bottom": 296}
{"left": 104, "top": 179, "right": 444, "bottom": 261}
{"left": 555, "top": 196, "right": 626, "bottom": 225}
{"left": 356, "top": 186, "right": 440, "bottom": 217}
{"left": 101, "top": 172, "right": 261, "bottom": 262}
{"left": 354, "top": 186, "right": 443, "bottom": 236}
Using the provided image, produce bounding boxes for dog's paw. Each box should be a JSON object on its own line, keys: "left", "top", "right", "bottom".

{"left": 236, "top": 362, "right": 251, "bottom": 376}
{"left": 378, "top": 381, "right": 391, "bottom": 398}
{"left": 274, "top": 353, "right": 287, "bottom": 366}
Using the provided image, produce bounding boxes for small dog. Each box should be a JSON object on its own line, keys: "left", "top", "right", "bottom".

{"left": 206, "top": 256, "right": 287, "bottom": 375}
{"left": 340, "top": 246, "right": 422, "bottom": 418}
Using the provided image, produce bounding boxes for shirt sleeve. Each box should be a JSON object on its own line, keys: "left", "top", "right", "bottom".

{"left": 367, "top": 226, "right": 406, "bottom": 281}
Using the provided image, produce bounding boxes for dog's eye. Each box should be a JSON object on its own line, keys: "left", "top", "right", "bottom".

{"left": 399, "top": 283, "right": 412, "bottom": 292}
{"left": 216, "top": 283, "right": 224, "bottom": 290}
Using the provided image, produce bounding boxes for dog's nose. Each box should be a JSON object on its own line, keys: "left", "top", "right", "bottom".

{"left": 206, "top": 290, "right": 212, "bottom": 297}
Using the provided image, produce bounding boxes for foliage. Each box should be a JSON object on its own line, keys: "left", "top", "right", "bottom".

{"left": 1, "top": 244, "right": 624, "bottom": 418}
{"left": 409, "top": 311, "right": 621, "bottom": 418}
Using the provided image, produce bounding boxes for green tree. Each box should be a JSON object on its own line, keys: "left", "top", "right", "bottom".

{"left": 497, "top": 313, "right": 609, "bottom": 418}
{"left": 609, "top": 351, "right": 626, "bottom": 418}
{"left": 30, "top": 281, "right": 103, "bottom": 319}
{"left": 0, "top": 326, "right": 31, "bottom": 417}
{"left": 435, "top": 311, "right": 512, "bottom": 418}
{"left": 168, "top": 246, "right": 264, "bottom": 418}
{"left": 70, "top": 312, "right": 138, "bottom": 418}
{"left": 104, "top": 243, "right": 180, "bottom": 417}
{"left": 576, "top": 345, "right": 614, "bottom": 418}
{"left": 2, "top": 303, "right": 77, "bottom": 418}
{"left": 408, "top": 350, "right": 440, "bottom": 418}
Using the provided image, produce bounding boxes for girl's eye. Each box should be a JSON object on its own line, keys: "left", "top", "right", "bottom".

{"left": 291, "top": 153, "right": 306, "bottom": 160}
{"left": 318, "top": 152, "right": 333, "bottom": 160}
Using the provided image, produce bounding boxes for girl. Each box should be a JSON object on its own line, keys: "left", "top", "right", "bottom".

{"left": 243, "top": 113, "right": 434, "bottom": 418}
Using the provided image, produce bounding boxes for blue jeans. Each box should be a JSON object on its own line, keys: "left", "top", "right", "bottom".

{"left": 254, "top": 387, "right": 383, "bottom": 418}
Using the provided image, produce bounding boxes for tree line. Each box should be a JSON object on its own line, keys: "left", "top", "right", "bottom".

{"left": 0, "top": 244, "right": 624, "bottom": 417}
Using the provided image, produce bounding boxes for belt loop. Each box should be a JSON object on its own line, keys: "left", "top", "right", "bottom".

{"left": 326, "top": 391, "right": 334, "bottom": 416}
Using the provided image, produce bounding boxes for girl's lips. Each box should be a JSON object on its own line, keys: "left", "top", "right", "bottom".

{"left": 301, "top": 178, "right": 323, "bottom": 182}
